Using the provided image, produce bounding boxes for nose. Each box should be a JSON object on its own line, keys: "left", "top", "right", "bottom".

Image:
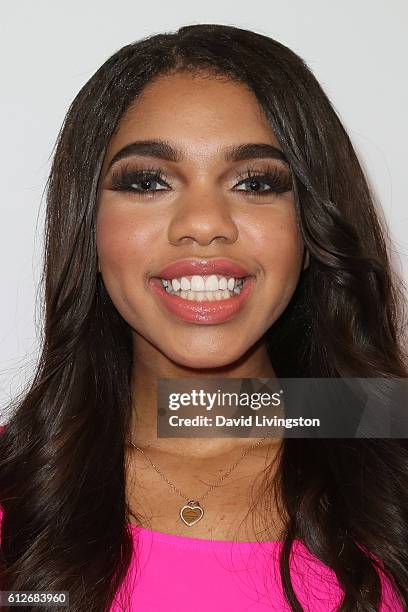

{"left": 167, "top": 185, "right": 239, "bottom": 247}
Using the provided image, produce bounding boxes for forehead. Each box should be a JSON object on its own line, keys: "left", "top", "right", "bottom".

{"left": 105, "top": 71, "right": 280, "bottom": 163}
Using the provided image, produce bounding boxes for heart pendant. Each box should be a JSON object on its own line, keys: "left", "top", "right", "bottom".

{"left": 180, "top": 500, "right": 204, "bottom": 527}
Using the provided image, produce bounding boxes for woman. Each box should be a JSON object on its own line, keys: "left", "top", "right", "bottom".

{"left": 1, "top": 23, "right": 407, "bottom": 611}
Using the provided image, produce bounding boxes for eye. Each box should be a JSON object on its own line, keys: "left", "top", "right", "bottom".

{"left": 234, "top": 177, "right": 271, "bottom": 193}
{"left": 108, "top": 163, "right": 292, "bottom": 199}
{"left": 110, "top": 165, "right": 170, "bottom": 196}
{"left": 233, "top": 166, "right": 292, "bottom": 197}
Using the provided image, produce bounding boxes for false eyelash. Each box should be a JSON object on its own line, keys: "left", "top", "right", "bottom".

{"left": 110, "top": 163, "right": 169, "bottom": 192}
{"left": 234, "top": 164, "right": 292, "bottom": 195}
{"left": 110, "top": 162, "right": 292, "bottom": 197}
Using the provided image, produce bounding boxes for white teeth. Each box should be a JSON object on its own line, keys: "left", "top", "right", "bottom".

{"left": 227, "top": 277, "right": 235, "bottom": 291}
{"left": 204, "top": 274, "right": 219, "bottom": 291}
{"left": 161, "top": 274, "right": 242, "bottom": 292}
{"left": 180, "top": 276, "right": 190, "bottom": 290}
{"left": 171, "top": 278, "right": 181, "bottom": 292}
{"left": 190, "top": 275, "right": 205, "bottom": 291}
{"left": 160, "top": 275, "right": 247, "bottom": 300}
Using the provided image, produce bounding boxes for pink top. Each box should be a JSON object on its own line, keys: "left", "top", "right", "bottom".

{"left": 0, "top": 518, "right": 402, "bottom": 612}
{"left": 108, "top": 523, "right": 402, "bottom": 611}
{"left": 0, "top": 505, "right": 402, "bottom": 611}
{"left": 0, "top": 422, "right": 403, "bottom": 611}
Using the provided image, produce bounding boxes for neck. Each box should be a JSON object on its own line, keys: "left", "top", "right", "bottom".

{"left": 129, "top": 335, "right": 279, "bottom": 459}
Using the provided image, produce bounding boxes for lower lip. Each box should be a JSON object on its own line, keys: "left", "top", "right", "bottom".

{"left": 149, "top": 277, "right": 256, "bottom": 325}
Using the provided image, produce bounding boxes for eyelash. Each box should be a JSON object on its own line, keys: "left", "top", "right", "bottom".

{"left": 110, "top": 163, "right": 292, "bottom": 199}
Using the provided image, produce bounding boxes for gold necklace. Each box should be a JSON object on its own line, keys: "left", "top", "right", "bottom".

{"left": 130, "top": 437, "right": 267, "bottom": 527}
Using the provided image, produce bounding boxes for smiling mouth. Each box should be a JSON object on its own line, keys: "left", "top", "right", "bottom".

{"left": 156, "top": 274, "right": 248, "bottom": 302}
{"left": 148, "top": 274, "right": 256, "bottom": 325}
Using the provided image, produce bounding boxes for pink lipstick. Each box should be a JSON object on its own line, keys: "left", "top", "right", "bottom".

{"left": 149, "top": 258, "right": 256, "bottom": 325}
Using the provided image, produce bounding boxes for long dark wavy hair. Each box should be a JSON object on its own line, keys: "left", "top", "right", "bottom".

{"left": 1, "top": 23, "right": 407, "bottom": 611}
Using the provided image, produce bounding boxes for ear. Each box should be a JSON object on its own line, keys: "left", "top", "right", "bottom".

{"left": 302, "top": 247, "right": 310, "bottom": 271}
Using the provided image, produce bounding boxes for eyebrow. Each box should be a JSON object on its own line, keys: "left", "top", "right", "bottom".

{"left": 106, "top": 139, "right": 288, "bottom": 171}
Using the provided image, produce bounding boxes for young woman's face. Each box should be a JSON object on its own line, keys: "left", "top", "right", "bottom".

{"left": 96, "top": 71, "right": 307, "bottom": 369}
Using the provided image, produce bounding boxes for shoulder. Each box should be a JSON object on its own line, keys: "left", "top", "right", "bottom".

{"left": 291, "top": 541, "right": 403, "bottom": 610}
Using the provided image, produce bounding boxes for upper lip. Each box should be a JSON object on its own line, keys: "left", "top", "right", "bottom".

{"left": 153, "top": 258, "right": 253, "bottom": 279}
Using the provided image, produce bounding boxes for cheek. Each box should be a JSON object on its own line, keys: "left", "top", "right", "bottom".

{"left": 248, "top": 211, "right": 304, "bottom": 310}
{"left": 249, "top": 205, "right": 304, "bottom": 274}
{"left": 268, "top": 224, "right": 303, "bottom": 277}
{"left": 96, "top": 201, "right": 156, "bottom": 275}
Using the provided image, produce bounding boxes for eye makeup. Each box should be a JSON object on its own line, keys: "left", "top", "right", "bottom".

{"left": 108, "top": 161, "right": 292, "bottom": 199}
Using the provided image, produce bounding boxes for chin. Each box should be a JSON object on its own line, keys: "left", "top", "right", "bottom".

{"left": 167, "top": 349, "right": 243, "bottom": 371}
